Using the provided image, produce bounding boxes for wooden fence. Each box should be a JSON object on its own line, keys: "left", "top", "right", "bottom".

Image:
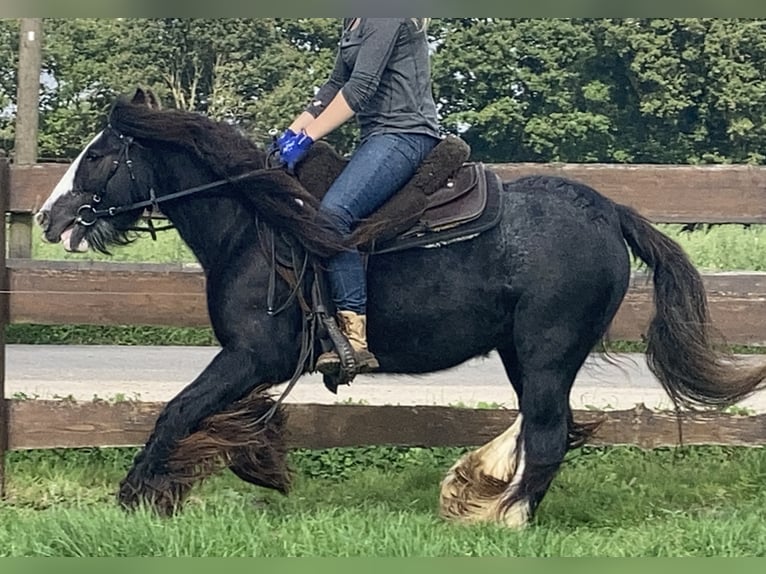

{"left": 2, "top": 157, "right": 766, "bottom": 494}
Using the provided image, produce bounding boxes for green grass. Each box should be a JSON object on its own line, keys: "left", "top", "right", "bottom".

{"left": 5, "top": 324, "right": 218, "bottom": 346}
{"left": 12, "top": 214, "right": 766, "bottom": 557}
{"left": 31, "top": 225, "right": 197, "bottom": 264}
{"left": 2, "top": 446, "right": 766, "bottom": 556}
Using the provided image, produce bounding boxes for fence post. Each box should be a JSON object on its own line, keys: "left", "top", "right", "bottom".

{"left": 10, "top": 19, "right": 42, "bottom": 262}
{"left": 0, "top": 151, "right": 10, "bottom": 498}
{"left": 7, "top": 214, "right": 33, "bottom": 260}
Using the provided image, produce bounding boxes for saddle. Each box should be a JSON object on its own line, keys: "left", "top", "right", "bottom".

{"left": 293, "top": 135, "right": 503, "bottom": 254}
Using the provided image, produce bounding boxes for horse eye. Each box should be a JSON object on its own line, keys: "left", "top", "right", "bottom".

{"left": 85, "top": 151, "right": 101, "bottom": 161}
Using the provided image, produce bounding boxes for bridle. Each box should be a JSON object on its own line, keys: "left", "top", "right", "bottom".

{"left": 74, "top": 124, "right": 273, "bottom": 234}
{"left": 74, "top": 125, "right": 140, "bottom": 227}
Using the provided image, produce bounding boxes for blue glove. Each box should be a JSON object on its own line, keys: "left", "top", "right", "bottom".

{"left": 268, "top": 128, "right": 296, "bottom": 155}
{"left": 279, "top": 130, "right": 314, "bottom": 172}
{"left": 277, "top": 128, "right": 296, "bottom": 148}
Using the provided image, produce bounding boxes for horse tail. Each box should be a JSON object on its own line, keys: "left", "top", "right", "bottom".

{"left": 615, "top": 203, "right": 766, "bottom": 409}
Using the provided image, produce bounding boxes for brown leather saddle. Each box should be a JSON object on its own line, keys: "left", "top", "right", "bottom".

{"left": 293, "top": 135, "right": 503, "bottom": 255}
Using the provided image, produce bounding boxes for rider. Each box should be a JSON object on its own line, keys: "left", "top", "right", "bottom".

{"left": 278, "top": 18, "right": 442, "bottom": 375}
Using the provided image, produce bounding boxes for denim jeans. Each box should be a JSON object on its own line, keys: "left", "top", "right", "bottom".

{"left": 320, "top": 132, "right": 440, "bottom": 314}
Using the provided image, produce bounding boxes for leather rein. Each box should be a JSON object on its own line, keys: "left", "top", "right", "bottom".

{"left": 74, "top": 125, "right": 306, "bottom": 316}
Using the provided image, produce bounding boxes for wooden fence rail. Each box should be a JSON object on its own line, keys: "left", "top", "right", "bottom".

{"left": 9, "top": 401, "right": 766, "bottom": 451}
{"left": 3, "top": 158, "right": 766, "bottom": 496}
{"left": 6, "top": 259, "right": 766, "bottom": 343}
{"left": 10, "top": 162, "right": 766, "bottom": 224}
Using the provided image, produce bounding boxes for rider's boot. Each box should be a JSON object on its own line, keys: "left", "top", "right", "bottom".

{"left": 316, "top": 310, "right": 380, "bottom": 375}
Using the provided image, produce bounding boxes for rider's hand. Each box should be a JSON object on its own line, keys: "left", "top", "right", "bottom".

{"left": 268, "top": 128, "right": 296, "bottom": 155}
{"left": 277, "top": 128, "right": 297, "bottom": 148}
{"left": 279, "top": 130, "right": 314, "bottom": 172}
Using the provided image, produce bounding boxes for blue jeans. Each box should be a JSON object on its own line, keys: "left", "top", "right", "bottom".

{"left": 320, "top": 132, "right": 439, "bottom": 314}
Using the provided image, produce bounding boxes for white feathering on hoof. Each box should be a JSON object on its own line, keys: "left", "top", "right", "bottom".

{"left": 439, "top": 414, "right": 530, "bottom": 528}
{"left": 497, "top": 447, "right": 530, "bottom": 528}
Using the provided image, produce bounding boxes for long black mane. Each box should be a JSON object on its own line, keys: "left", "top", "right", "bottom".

{"left": 109, "top": 97, "right": 268, "bottom": 177}
{"left": 107, "top": 97, "right": 344, "bottom": 256}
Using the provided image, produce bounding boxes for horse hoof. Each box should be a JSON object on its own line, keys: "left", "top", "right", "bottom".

{"left": 117, "top": 466, "right": 189, "bottom": 516}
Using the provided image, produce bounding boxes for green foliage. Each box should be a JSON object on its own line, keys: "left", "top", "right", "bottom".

{"left": 598, "top": 19, "right": 766, "bottom": 164}
{"left": 433, "top": 19, "right": 612, "bottom": 162}
{"left": 431, "top": 18, "right": 766, "bottom": 163}
{"left": 0, "top": 19, "right": 19, "bottom": 152}
{"left": 39, "top": 19, "right": 124, "bottom": 159}
{"left": 5, "top": 324, "right": 216, "bottom": 345}
{"left": 290, "top": 446, "right": 467, "bottom": 480}
{"left": 3, "top": 446, "right": 766, "bottom": 556}
{"left": 30, "top": 17, "right": 359, "bottom": 158}
{"left": 4, "top": 18, "right": 766, "bottom": 164}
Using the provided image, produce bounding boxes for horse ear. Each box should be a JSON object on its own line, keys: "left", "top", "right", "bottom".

{"left": 131, "top": 87, "right": 149, "bottom": 106}
{"left": 146, "top": 89, "right": 162, "bottom": 110}
{"left": 130, "top": 87, "right": 162, "bottom": 110}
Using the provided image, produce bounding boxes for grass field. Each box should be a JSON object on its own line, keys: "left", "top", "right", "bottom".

{"left": 2, "top": 445, "right": 766, "bottom": 557}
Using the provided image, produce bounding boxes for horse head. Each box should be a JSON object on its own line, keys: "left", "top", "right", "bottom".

{"left": 36, "top": 87, "right": 161, "bottom": 253}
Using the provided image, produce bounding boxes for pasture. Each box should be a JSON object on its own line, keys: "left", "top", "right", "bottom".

{"left": 11, "top": 223, "right": 766, "bottom": 349}
{"left": 2, "top": 446, "right": 766, "bottom": 557}
{"left": 29, "top": 222, "right": 766, "bottom": 271}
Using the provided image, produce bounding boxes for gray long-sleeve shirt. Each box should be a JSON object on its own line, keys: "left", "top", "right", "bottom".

{"left": 306, "top": 18, "right": 441, "bottom": 142}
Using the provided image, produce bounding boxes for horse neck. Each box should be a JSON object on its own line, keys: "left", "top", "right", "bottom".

{"left": 147, "top": 150, "right": 256, "bottom": 271}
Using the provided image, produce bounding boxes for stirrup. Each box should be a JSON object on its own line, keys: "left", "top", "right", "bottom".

{"left": 316, "top": 350, "right": 341, "bottom": 376}
{"left": 315, "top": 348, "right": 379, "bottom": 376}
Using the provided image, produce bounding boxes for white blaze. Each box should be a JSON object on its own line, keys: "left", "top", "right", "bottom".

{"left": 38, "top": 131, "right": 103, "bottom": 214}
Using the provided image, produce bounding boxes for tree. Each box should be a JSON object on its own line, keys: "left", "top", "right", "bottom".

{"left": 601, "top": 18, "right": 766, "bottom": 164}
{"left": 431, "top": 18, "right": 614, "bottom": 162}
{"left": 245, "top": 18, "right": 359, "bottom": 153}
{"left": 37, "top": 18, "right": 356, "bottom": 157}
{"left": 39, "top": 18, "right": 125, "bottom": 158}
{"left": 0, "top": 19, "right": 19, "bottom": 152}
{"left": 25, "top": 18, "right": 766, "bottom": 164}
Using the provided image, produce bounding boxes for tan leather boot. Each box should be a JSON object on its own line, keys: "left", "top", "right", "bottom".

{"left": 316, "top": 310, "right": 380, "bottom": 375}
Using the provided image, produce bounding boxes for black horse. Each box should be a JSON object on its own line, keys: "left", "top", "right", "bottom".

{"left": 37, "top": 89, "right": 766, "bottom": 527}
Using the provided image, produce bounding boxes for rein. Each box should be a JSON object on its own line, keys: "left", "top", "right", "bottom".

{"left": 77, "top": 166, "right": 273, "bottom": 228}
{"left": 75, "top": 124, "right": 277, "bottom": 231}
{"left": 76, "top": 167, "right": 275, "bottom": 225}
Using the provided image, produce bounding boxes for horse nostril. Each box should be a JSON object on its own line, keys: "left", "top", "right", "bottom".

{"left": 34, "top": 210, "right": 49, "bottom": 229}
